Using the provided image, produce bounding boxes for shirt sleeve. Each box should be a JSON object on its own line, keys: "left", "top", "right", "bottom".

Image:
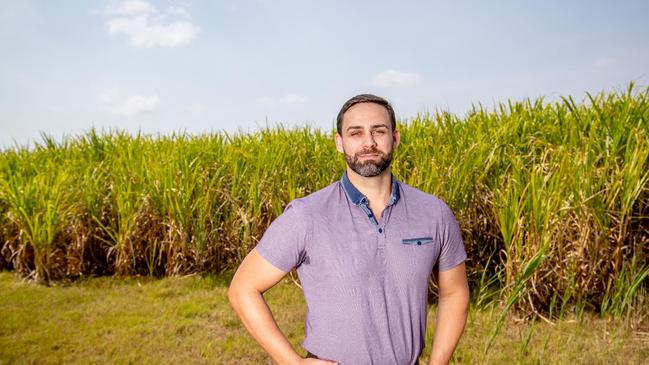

{"left": 255, "top": 199, "right": 309, "bottom": 272}
{"left": 436, "top": 200, "right": 467, "bottom": 271}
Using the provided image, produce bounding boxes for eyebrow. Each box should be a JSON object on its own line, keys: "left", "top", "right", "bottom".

{"left": 345, "top": 123, "right": 390, "bottom": 132}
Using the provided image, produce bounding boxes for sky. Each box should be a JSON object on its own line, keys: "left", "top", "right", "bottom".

{"left": 1, "top": 0, "right": 648, "bottom": 149}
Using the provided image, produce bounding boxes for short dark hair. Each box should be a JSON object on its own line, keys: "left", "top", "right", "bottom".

{"left": 336, "top": 94, "right": 396, "bottom": 135}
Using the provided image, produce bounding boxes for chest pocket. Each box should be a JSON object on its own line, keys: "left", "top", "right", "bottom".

{"left": 394, "top": 236, "right": 439, "bottom": 280}
{"left": 401, "top": 237, "right": 434, "bottom": 246}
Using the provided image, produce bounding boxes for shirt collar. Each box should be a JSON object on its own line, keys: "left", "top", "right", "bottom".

{"left": 341, "top": 171, "right": 400, "bottom": 207}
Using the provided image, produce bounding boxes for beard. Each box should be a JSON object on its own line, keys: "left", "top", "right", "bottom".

{"left": 344, "top": 147, "right": 393, "bottom": 177}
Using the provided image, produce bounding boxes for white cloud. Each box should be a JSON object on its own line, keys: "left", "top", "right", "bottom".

{"left": 107, "top": 95, "right": 160, "bottom": 117}
{"left": 257, "top": 94, "right": 309, "bottom": 106}
{"left": 107, "top": 16, "right": 199, "bottom": 47}
{"left": 102, "top": 1, "right": 199, "bottom": 48}
{"left": 372, "top": 69, "right": 422, "bottom": 88}
{"left": 188, "top": 103, "right": 208, "bottom": 115}
{"left": 167, "top": 6, "right": 191, "bottom": 19}
{"left": 114, "top": 0, "right": 156, "bottom": 16}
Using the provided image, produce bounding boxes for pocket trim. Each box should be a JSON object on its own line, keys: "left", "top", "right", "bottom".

{"left": 401, "top": 237, "right": 433, "bottom": 246}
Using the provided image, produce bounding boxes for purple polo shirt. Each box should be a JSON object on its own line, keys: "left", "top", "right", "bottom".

{"left": 256, "top": 173, "right": 466, "bottom": 365}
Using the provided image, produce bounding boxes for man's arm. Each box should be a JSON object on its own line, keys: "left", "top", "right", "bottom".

{"left": 228, "top": 248, "right": 338, "bottom": 365}
{"left": 428, "top": 262, "right": 469, "bottom": 365}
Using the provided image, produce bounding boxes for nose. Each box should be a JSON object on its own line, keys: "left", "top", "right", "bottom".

{"left": 362, "top": 130, "right": 377, "bottom": 149}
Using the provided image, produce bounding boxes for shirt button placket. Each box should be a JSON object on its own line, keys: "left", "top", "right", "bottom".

{"left": 377, "top": 224, "right": 387, "bottom": 270}
{"left": 377, "top": 205, "right": 392, "bottom": 254}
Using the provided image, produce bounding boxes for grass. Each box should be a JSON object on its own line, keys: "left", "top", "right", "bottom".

{"left": 0, "top": 84, "right": 647, "bottom": 320}
{"left": 1, "top": 271, "right": 647, "bottom": 365}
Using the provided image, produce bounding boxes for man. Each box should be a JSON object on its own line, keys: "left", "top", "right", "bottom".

{"left": 228, "top": 94, "right": 469, "bottom": 365}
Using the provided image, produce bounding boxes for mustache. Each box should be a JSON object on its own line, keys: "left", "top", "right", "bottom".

{"left": 356, "top": 148, "right": 383, "bottom": 156}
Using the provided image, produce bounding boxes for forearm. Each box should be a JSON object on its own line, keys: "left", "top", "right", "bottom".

{"left": 229, "top": 288, "right": 302, "bottom": 365}
{"left": 428, "top": 289, "right": 469, "bottom": 365}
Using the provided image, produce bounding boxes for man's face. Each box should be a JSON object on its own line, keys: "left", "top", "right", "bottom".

{"left": 335, "top": 102, "right": 400, "bottom": 177}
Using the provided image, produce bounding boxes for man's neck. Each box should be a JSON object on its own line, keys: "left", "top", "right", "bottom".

{"left": 346, "top": 168, "right": 393, "bottom": 211}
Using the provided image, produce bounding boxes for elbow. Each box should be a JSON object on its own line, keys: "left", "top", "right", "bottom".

{"left": 227, "top": 279, "right": 257, "bottom": 312}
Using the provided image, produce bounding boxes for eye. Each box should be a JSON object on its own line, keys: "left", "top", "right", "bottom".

{"left": 373, "top": 129, "right": 386, "bottom": 135}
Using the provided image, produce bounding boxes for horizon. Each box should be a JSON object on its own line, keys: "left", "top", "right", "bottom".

{"left": 1, "top": 82, "right": 645, "bottom": 152}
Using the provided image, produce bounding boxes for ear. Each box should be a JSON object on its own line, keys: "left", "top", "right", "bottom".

{"left": 335, "top": 133, "right": 344, "bottom": 154}
{"left": 392, "top": 128, "right": 400, "bottom": 149}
